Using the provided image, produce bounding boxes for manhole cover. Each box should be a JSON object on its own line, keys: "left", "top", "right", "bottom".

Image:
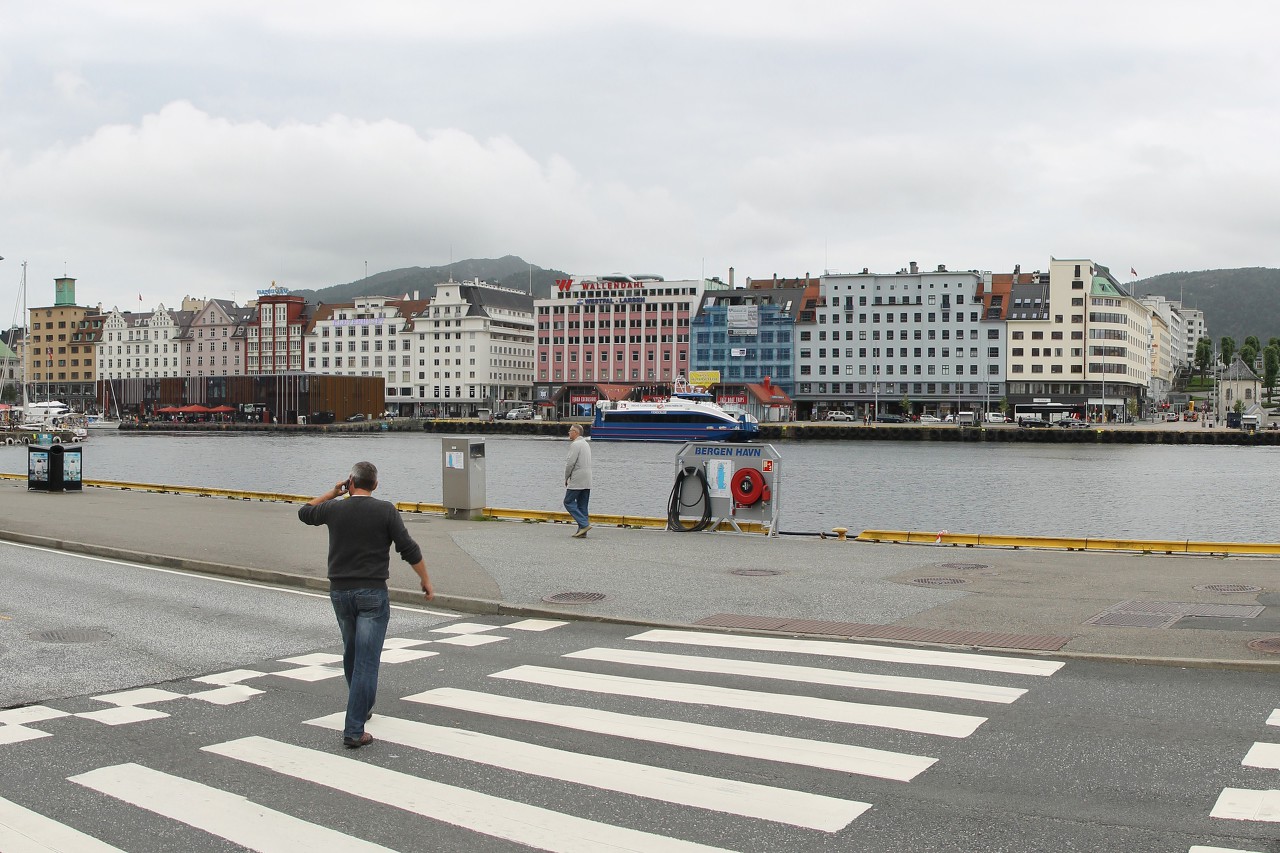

{"left": 910, "top": 577, "right": 968, "bottom": 587}
{"left": 1246, "top": 637, "right": 1280, "bottom": 655}
{"left": 731, "top": 569, "right": 782, "bottom": 577}
{"left": 936, "top": 563, "right": 989, "bottom": 571}
{"left": 31, "top": 628, "right": 113, "bottom": 644}
{"left": 541, "top": 592, "right": 608, "bottom": 605}
{"left": 1194, "top": 584, "right": 1264, "bottom": 593}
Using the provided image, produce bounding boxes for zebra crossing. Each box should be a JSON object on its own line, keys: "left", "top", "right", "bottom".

{"left": 1, "top": 620, "right": 1070, "bottom": 851}
{"left": 1193, "top": 705, "right": 1280, "bottom": 853}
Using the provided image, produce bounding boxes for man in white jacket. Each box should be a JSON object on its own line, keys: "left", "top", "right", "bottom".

{"left": 563, "top": 424, "right": 593, "bottom": 538}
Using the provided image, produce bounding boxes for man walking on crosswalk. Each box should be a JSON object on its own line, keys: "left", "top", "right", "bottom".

{"left": 299, "top": 461, "right": 433, "bottom": 748}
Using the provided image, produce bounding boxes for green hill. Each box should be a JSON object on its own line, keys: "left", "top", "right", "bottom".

{"left": 291, "top": 255, "right": 570, "bottom": 303}
{"left": 1134, "top": 267, "right": 1280, "bottom": 344}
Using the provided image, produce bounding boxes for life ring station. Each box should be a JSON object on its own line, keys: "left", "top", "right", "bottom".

{"left": 670, "top": 442, "right": 781, "bottom": 535}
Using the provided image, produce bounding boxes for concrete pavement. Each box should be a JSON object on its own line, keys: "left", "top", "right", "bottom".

{"left": 2, "top": 477, "right": 1278, "bottom": 669}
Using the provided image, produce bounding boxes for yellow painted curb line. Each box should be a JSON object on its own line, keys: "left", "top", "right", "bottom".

{"left": 856, "top": 529, "right": 1280, "bottom": 556}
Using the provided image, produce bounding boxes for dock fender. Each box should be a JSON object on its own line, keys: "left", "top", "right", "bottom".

{"left": 731, "top": 467, "right": 766, "bottom": 506}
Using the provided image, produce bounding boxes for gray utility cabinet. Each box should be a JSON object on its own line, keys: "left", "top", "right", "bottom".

{"left": 441, "top": 437, "right": 486, "bottom": 519}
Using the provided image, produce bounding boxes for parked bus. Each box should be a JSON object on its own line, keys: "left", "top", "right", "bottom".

{"left": 1012, "top": 402, "right": 1086, "bottom": 425}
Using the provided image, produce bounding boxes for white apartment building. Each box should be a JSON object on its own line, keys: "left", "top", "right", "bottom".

{"left": 1139, "top": 294, "right": 1188, "bottom": 371}
{"left": 1005, "top": 258, "right": 1151, "bottom": 421}
{"left": 421, "top": 279, "right": 535, "bottom": 417}
{"left": 1181, "top": 307, "right": 1207, "bottom": 365}
{"left": 305, "top": 295, "right": 429, "bottom": 414}
{"left": 97, "top": 305, "right": 192, "bottom": 379}
{"left": 799, "top": 263, "right": 1003, "bottom": 418}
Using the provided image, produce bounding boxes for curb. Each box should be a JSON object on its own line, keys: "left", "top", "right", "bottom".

{"left": 5, "top": 529, "right": 1278, "bottom": 673}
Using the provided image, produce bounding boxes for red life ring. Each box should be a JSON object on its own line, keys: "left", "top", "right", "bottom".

{"left": 731, "top": 468, "right": 766, "bottom": 505}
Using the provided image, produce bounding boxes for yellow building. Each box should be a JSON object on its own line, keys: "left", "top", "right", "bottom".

{"left": 25, "top": 277, "right": 103, "bottom": 411}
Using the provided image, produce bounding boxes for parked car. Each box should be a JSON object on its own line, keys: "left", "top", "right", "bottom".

{"left": 345, "top": 413, "right": 368, "bottom": 422}
{"left": 1057, "top": 417, "right": 1090, "bottom": 429}
{"left": 875, "top": 414, "right": 907, "bottom": 423}
{"left": 307, "top": 411, "right": 336, "bottom": 425}
{"left": 1183, "top": 412, "right": 1199, "bottom": 422}
{"left": 825, "top": 410, "right": 854, "bottom": 421}
{"left": 506, "top": 407, "right": 535, "bottom": 420}
{"left": 919, "top": 414, "right": 942, "bottom": 423}
{"left": 984, "top": 412, "right": 1011, "bottom": 423}
{"left": 1163, "top": 412, "right": 1181, "bottom": 422}
{"left": 1017, "top": 416, "right": 1051, "bottom": 428}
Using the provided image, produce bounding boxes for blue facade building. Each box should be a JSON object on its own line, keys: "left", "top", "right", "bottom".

{"left": 690, "top": 284, "right": 807, "bottom": 397}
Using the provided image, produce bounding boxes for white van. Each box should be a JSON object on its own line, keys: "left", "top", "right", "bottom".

{"left": 985, "top": 412, "right": 1011, "bottom": 423}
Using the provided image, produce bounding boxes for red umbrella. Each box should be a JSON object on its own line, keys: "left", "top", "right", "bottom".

{"left": 208, "top": 405, "right": 236, "bottom": 413}
{"left": 178, "top": 404, "right": 211, "bottom": 413}
{"left": 156, "top": 406, "right": 181, "bottom": 414}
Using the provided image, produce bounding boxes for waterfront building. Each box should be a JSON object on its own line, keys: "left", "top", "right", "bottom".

{"left": 534, "top": 274, "right": 721, "bottom": 415}
{"left": 1138, "top": 294, "right": 1188, "bottom": 372}
{"left": 1181, "top": 307, "right": 1208, "bottom": 365}
{"left": 799, "top": 263, "right": 1001, "bottom": 420}
{"left": 1145, "top": 308, "right": 1175, "bottom": 408}
{"left": 25, "top": 276, "right": 102, "bottom": 412}
{"left": 304, "top": 293, "right": 431, "bottom": 417}
{"left": 96, "top": 305, "right": 193, "bottom": 381}
{"left": 247, "top": 285, "right": 310, "bottom": 375}
{"left": 418, "top": 278, "right": 534, "bottom": 417}
{"left": 1216, "top": 356, "right": 1261, "bottom": 418}
{"left": 180, "top": 299, "right": 254, "bottom": 379}
{"left": 1004, "top": 258, "right": 1150, "bottom": 422}
{"left": 0, "top": 329, "right": 21, "bottom": 403}
{"left": 690, "top": 276, "right": 804, "bottom": 399}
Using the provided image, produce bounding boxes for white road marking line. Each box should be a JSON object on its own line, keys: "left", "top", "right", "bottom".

{"left": 277, "top": 653, "right": 341, "bottom": 666}
{"left": 0, "top": 793, "right": 128, "bottom": 852}
{"left": 304, "top": 711, "right": 867, "bottom": 832}
{"left": 405, "top": 687, "right": 936, "bottom": 781}
{"left": 567, "top": 647, "right": 1026, "bottom": 704}
{"left": 0, "top": 726, "right": 52, "bottom": 746}
{"left": 207, "top": 736, "right": 744, "bottom": 853}
{"left": 378, "top": 648, "right": 439, "bottom": 663}
{"left": 75, "top": 707, "right": 169, "bottom": 726}
{"left": 187, "top": 685, "right": 264, "bottom": 705}
{"left": 628, "top": 629, "right": 1064, "bottom": 676}
{"left": 433, "top": 634, "right": 507, "bottom": 647}
{"left": 430, "top": 622, "right": 500, "bottom": 634}
{"left": 268, "top": 665, "right": 343, "bottom": 682}
{"left": 382, "top": 637, "right": 431, "bottom": 649}
{"left": 90, "top": 688, "right": 185, "bottom": 706}
{"left": 0, "top": 540, "right": 453, "bottom": 615}
{"left": 1189, "top": 846, "right": 1264, "bottom": 853}
{"left": 0, "top": 706, "right": 70, "bottom": 725}
{"left": 193, "top": 669, "right": 267, "bottom": 685}
{"left": 1267, "top": 709, "right": 1279, "bottom": 727}
{"left": 492, "top": 666, "right": 986, "bottom": 738}
{"left": 506, "top": 619, "right": 568, "bottom": 631}
{"left": 1243, "top": 742, "right": 1280, "bottom": 770}
{"left": 1211, "top": 788, "right": 1280, "bottom": 822}
{"left": 70, "top": 762, "right": 395, "bottom": 852}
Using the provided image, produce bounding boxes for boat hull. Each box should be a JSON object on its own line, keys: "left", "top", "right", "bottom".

{"left": 589, "top": 419, "right": 759, "bottom": 443}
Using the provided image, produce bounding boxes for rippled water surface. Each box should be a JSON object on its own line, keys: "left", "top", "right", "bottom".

{"left": 5, "top": 431, "right": 1277, "bottom": 541}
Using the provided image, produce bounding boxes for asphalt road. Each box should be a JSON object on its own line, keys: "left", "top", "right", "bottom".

{"left": 1, "top": 546, "right": 1276, "bottom": 852}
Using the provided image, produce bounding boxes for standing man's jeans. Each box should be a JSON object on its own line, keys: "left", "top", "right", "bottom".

{"left": 563, "top": 488, "right": 591, "bottom": 529}
{"left": 329, "top": 587, "right": 389, "bottom": 740}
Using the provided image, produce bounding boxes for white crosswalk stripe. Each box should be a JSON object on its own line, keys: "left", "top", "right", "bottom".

{"left": 206, "top": 736, "right": 743, "bottom": 852}
{"left": 0, "top": 794, "right": 129, "bottom": 853}
{"left": 1209, "top": 788, "right": 1280, "bottom": 823}
{"left": 1243, "top": 742, "right": 1280, "bottom": 770}
{"left": 492, "top": 664, "right": 989, "bottom": 737}
{"left": 69, "top": 762, "right": 396, "bottom": 852}
{"left": 404, "top": 686, "right": 937, "bottom": 780}
{"left": 565, "top": 646, "right": 1028, "bottom": 703}
{"left": 303, "top": 711, "right": 869, "bottom": 831}
{"left": 628, "top": 628, "right": 1065, "bottom": 676}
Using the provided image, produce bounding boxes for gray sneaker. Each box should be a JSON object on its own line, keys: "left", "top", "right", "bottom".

{"left": 572, "top": 527, "right": 587, "bottom": 538}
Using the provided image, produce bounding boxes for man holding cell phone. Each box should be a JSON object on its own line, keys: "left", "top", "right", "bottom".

{"left": 299, "top": 460, "right": 432, "bottom": 749}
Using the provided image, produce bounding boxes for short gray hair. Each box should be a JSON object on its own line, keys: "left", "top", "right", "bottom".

{"left": 569, "top": 425, "right": 581, "bottom": 437}
{"left": 349, "top": 461, "right": 378, "bottom": 490}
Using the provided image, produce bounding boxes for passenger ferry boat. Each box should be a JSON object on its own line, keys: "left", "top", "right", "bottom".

{"left": 590, "top": 379, "right": 760, "bottom": 442}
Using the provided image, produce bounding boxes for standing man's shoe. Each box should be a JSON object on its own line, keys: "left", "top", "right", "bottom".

{"left": 572, "top": 527, "right": 587, "bottom": 538}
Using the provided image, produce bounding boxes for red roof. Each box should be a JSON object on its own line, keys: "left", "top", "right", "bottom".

{"left": 746, "top": 382, "right": 792, "bottom": 406}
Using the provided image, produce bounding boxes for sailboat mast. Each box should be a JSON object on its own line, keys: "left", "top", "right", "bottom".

{"left": 21, "top": 261, "right": 28, "bottom": 408}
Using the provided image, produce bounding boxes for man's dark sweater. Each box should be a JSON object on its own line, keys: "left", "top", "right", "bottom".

{"left": 298, "top": 495, "right": 423, "bottom": 590}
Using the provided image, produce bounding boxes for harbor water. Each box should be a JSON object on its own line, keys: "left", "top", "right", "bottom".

{"left": 3, "top": 430, "right": 1277, "bottom": 542}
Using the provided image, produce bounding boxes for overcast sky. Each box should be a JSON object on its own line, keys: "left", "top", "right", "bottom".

{"left": 3, "top": 1, "right": 1278, "bottom": 314}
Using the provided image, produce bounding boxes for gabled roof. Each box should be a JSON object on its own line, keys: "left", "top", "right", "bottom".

{"left": 1222, "top": 356, "right": 1261, "bottom": 383}
{"left": 746, "top": 382, "right": 793, "bottom": 406}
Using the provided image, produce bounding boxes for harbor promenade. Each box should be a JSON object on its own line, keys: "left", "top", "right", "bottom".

{"left": 1, "top": 477, "right": 1277, "bottom": 669}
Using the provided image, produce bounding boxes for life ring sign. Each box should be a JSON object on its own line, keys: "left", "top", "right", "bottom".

{"left": 731, "top": 467, "right": 769, "bottom": 506}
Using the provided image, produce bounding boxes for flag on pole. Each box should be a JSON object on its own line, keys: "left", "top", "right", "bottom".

{"left": 1130, "top": 268, "right": 1137, "bottom": 277}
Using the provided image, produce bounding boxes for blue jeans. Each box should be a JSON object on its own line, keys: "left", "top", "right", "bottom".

{"left": 329, "top": 587, "right": 389, "bottom": 739}
{"left": 564, "top": 488, "right": 591, "bottom": 529}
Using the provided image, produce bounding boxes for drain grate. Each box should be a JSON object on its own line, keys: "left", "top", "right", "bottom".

{"left": 1085, "top": 599, "right": 1266, "bottom": 629}
{"left": 1194, "top": 584, "right": 1264, "bottom": 594}
{"left": 936, "top": 563, "right": 989, "bottom": 571}
{"left": 911, "top": 577, "right": 968, "bottom": 587}
{"left": 731, "top": 569, "right": 782, "bottom": 577}
{"left": 1246, "top": 637, "right": 1280, "bottom": 655}
{"left": 541, "top": 592, "right": 608, "bottom": 605}
{"left": 32, "top": 628, "right": 113, "bottom": 644}
{"left": 1085, "top": 612, "right": 1181, "bottom": 629}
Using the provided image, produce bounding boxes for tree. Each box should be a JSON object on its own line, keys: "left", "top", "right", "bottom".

{"left": 1241, "top": 344, "right": 1257, "bottom": 369}
{"left": 1265, "top": 346, "right": 1279, "bottom": 403}
{"left": 1245, "top": 335, "right": 1262, "bottom": 354}
{"left": 900, "top": 393, "right": 912, "bottom": 417}
{"left": 1220, "top": 336, "right": 1236, "bottom": 366}
{"left": 1195, "top": 337, "right": 1213, "bottom": 382}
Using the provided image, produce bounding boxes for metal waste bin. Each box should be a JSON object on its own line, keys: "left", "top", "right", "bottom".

{"left": 441, "top": 438, "right": 486, "bottom": 519}
{"left": 28, "top": 443, "right": 83, "bottom": 492}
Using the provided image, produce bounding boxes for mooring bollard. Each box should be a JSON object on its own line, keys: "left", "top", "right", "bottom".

{"left": 832, "top": 527, "right": 848, "bottom": 541}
